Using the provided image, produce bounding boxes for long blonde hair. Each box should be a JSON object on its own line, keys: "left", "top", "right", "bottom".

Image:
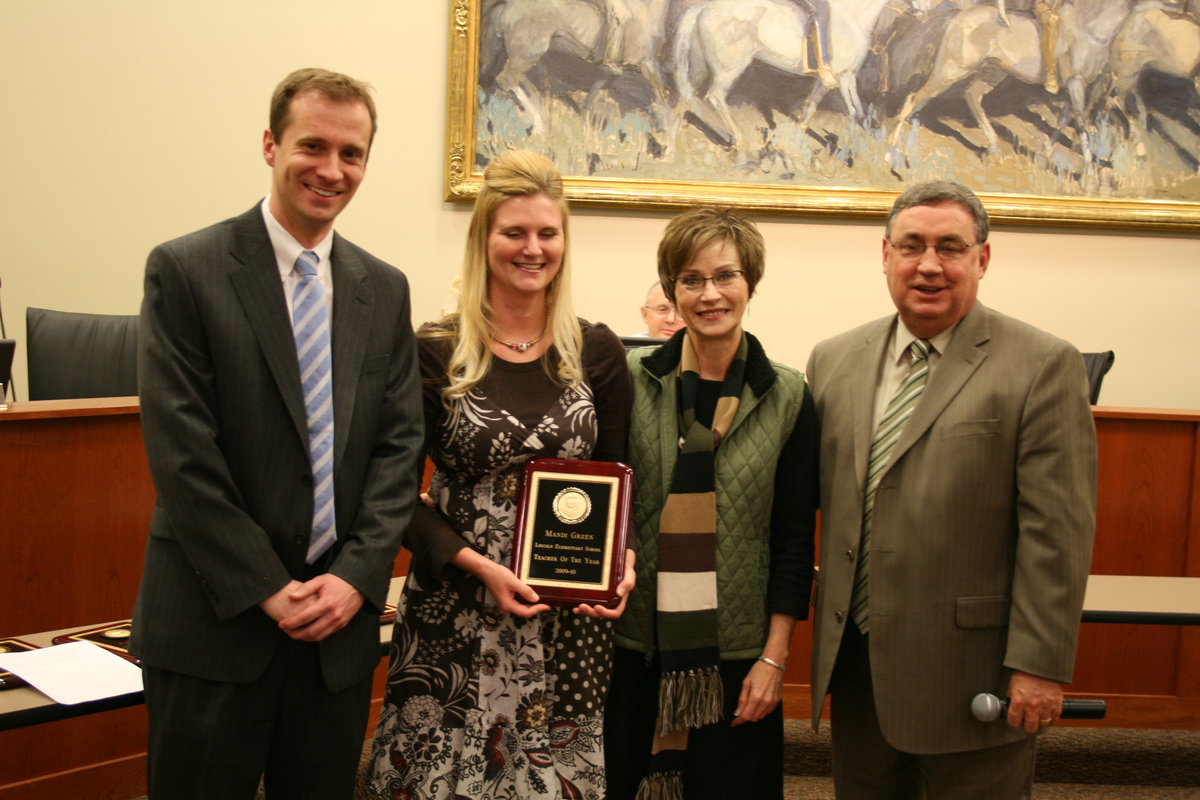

{"left": 428, "top": 150, "right": 583, "bottom": 405}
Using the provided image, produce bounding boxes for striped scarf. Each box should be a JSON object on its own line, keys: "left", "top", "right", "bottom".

{"left": 637, "top": 332, "right": 747, "bottom": 800}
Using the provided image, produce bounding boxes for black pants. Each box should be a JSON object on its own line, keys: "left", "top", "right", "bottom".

{"left": 143, "top": 636, "right": 372, "bottom": 800}
{"left": 604, "top": 646, "right": 784, "bottom": 800}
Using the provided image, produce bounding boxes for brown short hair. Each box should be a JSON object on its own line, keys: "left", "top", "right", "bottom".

{"left": 656, "top": 207, "right": 765, "bottom": 303}
{"left": 268, "top": 68, "right": 378, "bottom": 148}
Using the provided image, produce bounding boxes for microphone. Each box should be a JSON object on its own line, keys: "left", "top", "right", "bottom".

{"left": 971, "top": 692, "right": 1106, "bottom": 722}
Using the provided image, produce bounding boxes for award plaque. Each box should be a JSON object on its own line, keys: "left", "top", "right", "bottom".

{"left": 0, "top": 638, "right": 38, "bottom": 689}
{"left": 511, "top": 458, "right": 633, "bottom": 608}
{"left": 52, "top": 620, "right": 140, "bottom": 666}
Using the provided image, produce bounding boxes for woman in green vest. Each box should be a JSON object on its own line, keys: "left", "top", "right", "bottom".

{"left": 605, "top": 206, "right": 818, "bottom": 800}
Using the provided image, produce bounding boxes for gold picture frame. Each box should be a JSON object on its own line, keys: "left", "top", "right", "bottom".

{"left": 445, "top": 0, "right": 1200, "bottom": 231}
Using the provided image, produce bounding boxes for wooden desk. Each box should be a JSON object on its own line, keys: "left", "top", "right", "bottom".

{"left": 0, "top": 582, "right": 407, "bottom": 734}
{"left": 0, "top": 399, "right": 154, "bottom": 799}
{"left": 1083, "top": 575, "right": 1200, "bottom": 625}
{"left": 1, "top": 398, "right": 153, "bottom": 635}
{"left": 10, "top": 573, "right": 1197, "bottom": 734}
{"left": 1065, "top": 408, "right": 1200, "bottom": 729}
{"left": 3, "top": 401, "right": 1200, "bottom": 798}
{"left": 0, "top": 626, "right": 144, "bottom": 733}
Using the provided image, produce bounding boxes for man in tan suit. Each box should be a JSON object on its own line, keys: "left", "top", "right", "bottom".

{"left": 806, "top": 181, "right": 1096, "bottom": 799}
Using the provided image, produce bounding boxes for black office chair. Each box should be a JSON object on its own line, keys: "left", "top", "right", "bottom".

{"left": 25, "top": 307, "right": 139, "bottom": 401}
{"left": 0, "top": 338, "right": 14, "bottom": 402}
{"left": 620, "top": 334, "right": 664, "bottom": 351}
{"left": 1080, "top": 350, "right": 1115, "bottom": 405}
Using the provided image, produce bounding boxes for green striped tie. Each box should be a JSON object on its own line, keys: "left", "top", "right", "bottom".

{"left": 851, "top": 339, "right": 930, "bottom": 634}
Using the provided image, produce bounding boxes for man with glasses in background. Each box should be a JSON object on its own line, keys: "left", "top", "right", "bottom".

{"left": 638, "top": 280, "right": 684, "bottom": 339}
{"left": 805, "top": 181, "right": 1096, "bottom": 799}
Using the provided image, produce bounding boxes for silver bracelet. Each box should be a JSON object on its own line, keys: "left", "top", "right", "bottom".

{"left": 757, "top": 655, "right": 786, "bottom": 672}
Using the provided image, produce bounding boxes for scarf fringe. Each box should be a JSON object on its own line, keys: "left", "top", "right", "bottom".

{"left": 657, "top": 666, "right": 723, "bottom": 736}
{"left": 635, "top": 770, "right": 684, "bottom": 800}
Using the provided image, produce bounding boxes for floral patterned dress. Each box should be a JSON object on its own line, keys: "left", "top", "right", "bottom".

{"left": 370, "top": 324, "right": 629, "bottom": 800}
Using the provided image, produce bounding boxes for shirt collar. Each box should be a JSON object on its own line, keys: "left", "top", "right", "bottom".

{"left": 260, "top": 196, "right": 334, "bottom": 279}
{"left": 890, "top": 317, "right": 957, "bottom": 364}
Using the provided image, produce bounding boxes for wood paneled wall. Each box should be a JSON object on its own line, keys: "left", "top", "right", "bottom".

{"left": 1, "top": 402, "right": 1198, "bottom": 799}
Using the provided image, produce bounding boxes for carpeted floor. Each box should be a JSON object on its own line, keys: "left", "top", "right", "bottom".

{"left": 173, "top": 721, "right": 1199, "bottom": 799}
{"left": 780, "top": 721, "right": 1200, "bottom": 799}
{"left": 782, "top": 776, "right": 1200, "bottom": 799}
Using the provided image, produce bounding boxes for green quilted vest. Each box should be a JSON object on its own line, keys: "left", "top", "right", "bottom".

{"left": 614, "top": 344, "right": 806, "bottom": 660}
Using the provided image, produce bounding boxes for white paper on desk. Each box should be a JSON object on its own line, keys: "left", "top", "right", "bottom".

{"left": 0, "top": 641, "right": 143, "bottom": 704}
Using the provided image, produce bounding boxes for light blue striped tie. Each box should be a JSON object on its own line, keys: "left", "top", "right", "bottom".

{"left": 851, "top": 339, "right": 930, "bottom": 633}
{"left": 292, "top": 250, "right": 336, "bottom": 563}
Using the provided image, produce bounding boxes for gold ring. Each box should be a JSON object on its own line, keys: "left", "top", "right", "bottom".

{"left": 1039, "top": 718, "right": 1053, "bottom": 726}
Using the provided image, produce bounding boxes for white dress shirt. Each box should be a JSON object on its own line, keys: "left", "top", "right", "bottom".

{"left": 871, "top": 318, "right": 957, "bottom": 433}
{"left": 260, "top": 197, "right": 334, "bottom": 319}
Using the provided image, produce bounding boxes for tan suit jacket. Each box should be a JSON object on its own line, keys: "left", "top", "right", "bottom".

{"left": 807, "top": 304, "right": 1096, "bottom": 754}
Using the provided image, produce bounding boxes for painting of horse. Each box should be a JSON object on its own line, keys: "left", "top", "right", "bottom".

{"left": 446, "top": 0, "right": 1200, "bottom": 229}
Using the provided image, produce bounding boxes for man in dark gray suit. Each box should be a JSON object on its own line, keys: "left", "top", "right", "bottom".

{"left": 806, "top": 181, "right": 1096, "bottom": 799}
{"left": 131, "top": 68, "right": 422, "bottom": 799}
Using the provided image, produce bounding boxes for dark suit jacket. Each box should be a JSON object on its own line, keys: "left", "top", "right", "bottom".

{"left": 806, "top": 304, "right": 1097, "bottom": 754}
{"left": 130, "top": 204, "right": 423, "bottom": 693}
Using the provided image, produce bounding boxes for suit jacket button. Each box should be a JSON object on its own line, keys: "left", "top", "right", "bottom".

{"left": 845, "top": 548, "right": 855, "bottom": 561}
{"left": 835, "top": 611, "right": 845, "bottom": 624}
{"left": 294, "top": 533, "right": 307, "bottom": 545}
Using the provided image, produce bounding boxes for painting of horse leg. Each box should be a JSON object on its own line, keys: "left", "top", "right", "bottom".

{"left": 451, "top": 0, "right": 1200, "bottom": 226}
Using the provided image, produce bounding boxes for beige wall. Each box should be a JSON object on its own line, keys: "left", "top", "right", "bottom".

{"left": 3, "top": 1, "right": 1197, "bottom": 409}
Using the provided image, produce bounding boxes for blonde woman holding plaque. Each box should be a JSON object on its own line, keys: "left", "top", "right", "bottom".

{"left": 369, "top": 150, "right": 634, "bottom": 800}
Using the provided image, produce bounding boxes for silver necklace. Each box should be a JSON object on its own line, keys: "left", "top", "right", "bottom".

{"left": 491, "top": 327, "right": 546, "bottom": 353}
